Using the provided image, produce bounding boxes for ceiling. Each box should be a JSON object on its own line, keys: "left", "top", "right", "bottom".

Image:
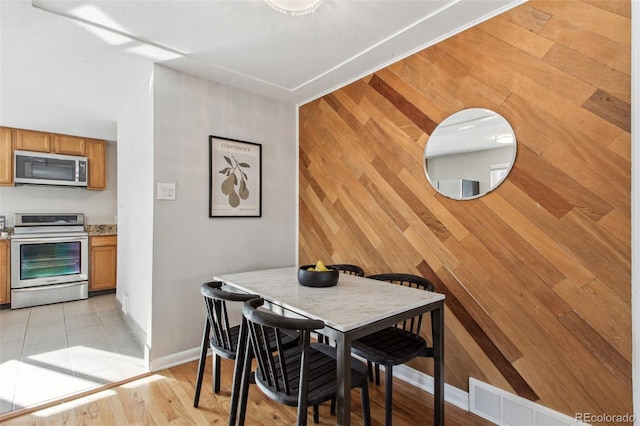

{"left": 0, "top": 0, "right": 523, "bottom": 140}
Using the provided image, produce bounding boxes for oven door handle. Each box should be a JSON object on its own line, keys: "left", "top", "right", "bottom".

{"left": 11, "top": 236, "right": 88, "bottom": 244}
{"left": 12, "top": 281, "right": 88, "bottom": 292}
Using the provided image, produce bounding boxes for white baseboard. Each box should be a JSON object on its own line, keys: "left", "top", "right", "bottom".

{"left": 393, "top": 364, "right": 470, "bottom": 411}
{"left": 150, "top": 347, "right": 202, "bottom": 372}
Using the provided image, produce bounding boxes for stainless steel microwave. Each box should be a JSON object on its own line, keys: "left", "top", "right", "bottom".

{"left": 14, "top": 150, "right": 88, "bottom": 187}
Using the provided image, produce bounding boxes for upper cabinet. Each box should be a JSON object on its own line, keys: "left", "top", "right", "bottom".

{"left": 86, "top": 139, "right": 106, "bottom": 191}
{"left": 0, "top": 126, "right": 107, "bottom": 190}
{"left": 0, "top": 239, "right": 9, "bottom": 305}
{"left": 0, "top": 127, "right": 12, "bottom": 185}
{"left": 15, "top": 129, "right": 51, "bottom": 152}
{"left": 53, "top": 134, "right": 86, "bottom": 156}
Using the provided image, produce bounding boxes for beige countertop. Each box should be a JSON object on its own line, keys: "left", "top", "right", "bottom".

{"left": 86, "top": 224, "right": 118, "bottom": 236}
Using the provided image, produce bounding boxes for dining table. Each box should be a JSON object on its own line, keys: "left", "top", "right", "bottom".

{"left": 215, "top": 266, "right": 445, "bottom": 426}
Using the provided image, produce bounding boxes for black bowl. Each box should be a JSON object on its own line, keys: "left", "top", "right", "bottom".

{"left": 298, "top": 265, "right": 340, "bottom": 288}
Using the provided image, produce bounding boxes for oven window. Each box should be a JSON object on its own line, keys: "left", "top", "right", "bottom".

{"left": 20, "top": 241, "right": 82, "bottom": 280}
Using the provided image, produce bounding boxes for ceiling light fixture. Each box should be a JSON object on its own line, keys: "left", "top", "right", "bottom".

{"left": 265, "top": 0, "right": 322, "bottom": 16}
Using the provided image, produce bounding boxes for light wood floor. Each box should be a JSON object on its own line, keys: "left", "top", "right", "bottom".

{"left": 2, "top": 357, "right": 493, "bottom": 425}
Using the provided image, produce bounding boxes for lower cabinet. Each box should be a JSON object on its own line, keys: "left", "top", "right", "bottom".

{"left": 90, "top": 235, "right": 117, "bottom": 291}
{"left": 0, "top": 239, "right": 9, "bottom": 304}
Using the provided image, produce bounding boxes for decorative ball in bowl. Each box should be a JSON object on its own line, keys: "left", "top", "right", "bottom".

{"left": 298, "top": 264, "right": 339, "bottom": 288}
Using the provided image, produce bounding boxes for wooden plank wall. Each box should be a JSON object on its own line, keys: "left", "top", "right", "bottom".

{"left": 298, "top": 0, "right": 631, "bottom": 419}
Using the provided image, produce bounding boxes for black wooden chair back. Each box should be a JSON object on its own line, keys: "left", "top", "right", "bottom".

{"left": 202, "top": 282, "right": 258, "bottom": 358}
{"left": 367, "top": 273, "right": 435, "bottom": 342}
{"left": 193, "top": 281, "right": 259, "bottom": 407}
{"left": 238, "top": 298, "right": 371, "bottom": 426}
{"left": 329, "top": 264, "right": 365, "bottom": 277}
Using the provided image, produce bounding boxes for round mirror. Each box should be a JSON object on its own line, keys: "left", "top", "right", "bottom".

{"left": 423, "top": 108, "right": 517, "bottom": 200}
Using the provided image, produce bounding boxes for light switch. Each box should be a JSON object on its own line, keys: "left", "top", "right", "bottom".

{"left": 157, "top": 183, "right": 176, "bottom": 200}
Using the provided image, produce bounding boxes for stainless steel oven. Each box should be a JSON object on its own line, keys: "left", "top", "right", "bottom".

{"left": 10, "top": 213, "right": 88, "bottom": 309}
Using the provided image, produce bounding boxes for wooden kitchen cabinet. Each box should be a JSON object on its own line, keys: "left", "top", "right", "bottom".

{"left": 86, "top": 139, "right": 106, "bottom": 190}
{"left": 53, "top": 134, "right": 85, "bottom": 156}
{"left": 90, "top": 235, "right": 117, "bottom": 291}
{"left": 0, "top": 239, "right": 10, "bottom": 304}
{"left": 0, "top": 126, "right": 106, "bottom": 190}
{"left": 15, "top": 129, "right": 52, "bottom": 152}
{"left": 0, "top": 127, "right": 12, "bottom": 185}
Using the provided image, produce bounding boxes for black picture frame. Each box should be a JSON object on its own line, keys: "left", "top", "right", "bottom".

{"left": 209, "top": 135, "right": 262, "bottom": 218}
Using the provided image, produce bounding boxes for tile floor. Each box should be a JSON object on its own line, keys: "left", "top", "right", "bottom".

{"left": 0, "top": 294, "right": 148, "bottom": 415}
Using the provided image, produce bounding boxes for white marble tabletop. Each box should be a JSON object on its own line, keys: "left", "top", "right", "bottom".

{"left": 215, "top": 266, "right": 445, "bottom": 333}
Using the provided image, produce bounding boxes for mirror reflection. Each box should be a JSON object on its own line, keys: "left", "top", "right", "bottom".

{"left": 423, "top": 108, "right": 517, "bottom": 200}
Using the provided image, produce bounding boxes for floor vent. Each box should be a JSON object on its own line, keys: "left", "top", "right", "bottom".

{"left": 469, "top": 378, "right": 587, "bottom": 425}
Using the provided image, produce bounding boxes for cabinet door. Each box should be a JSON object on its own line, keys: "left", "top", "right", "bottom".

{"left": 15, "top": 129, "right": 51, "bottom": 152}
{"left": 0, "top": 240, "right": 9, "bottom": 304}
{"left": 86, "top": 139, "right": 106, "bottom": 190}
{"left": 90, "top": 235, "right": 117, "bottom": 291}
{"left": 0, "top": 127, "right": 12, "bottom": 185}
{"left": 53, "top": 134, "right": 85, "bottom": 156}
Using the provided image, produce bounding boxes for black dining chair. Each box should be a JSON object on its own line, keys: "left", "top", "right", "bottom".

{"left": 328, "top": 264, "right": 365, "bottom": 277}
{"left": 351, "top": 273, "right": 435, "bottom": 426}
{"left": 237, "top": 297, "right": 372, "bottom": 426}
{"left": 193, "top": 281, "right": 299, "bottom": 407}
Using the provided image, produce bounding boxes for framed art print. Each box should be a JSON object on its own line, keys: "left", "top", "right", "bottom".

{"left": 209, "top": 135, "right": 262, "bottom": 217}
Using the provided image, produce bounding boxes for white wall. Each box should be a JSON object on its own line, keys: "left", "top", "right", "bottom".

{"left": 149, "top": 66, "right": 297, "bottom": 366}
{"left": 116, "top": 68, "right": 155, "bottom": 351}
{"left": 0, "top": 142, "right": 117, "bottom": 226}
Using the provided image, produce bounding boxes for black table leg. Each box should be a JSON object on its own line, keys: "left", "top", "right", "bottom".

{"left": 336, "top": 332, "right": 352, "bottom": 426}
{"left": 433, "top": 302, "right": 444, "bottom": 426}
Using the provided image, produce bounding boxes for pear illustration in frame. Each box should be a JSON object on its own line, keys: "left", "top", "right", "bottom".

{"left": 209, "top": 135, "right": 262, "bottom": 217}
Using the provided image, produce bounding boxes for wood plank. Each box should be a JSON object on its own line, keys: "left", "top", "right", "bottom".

{"left": 402, "top": 51, "right": 506, "bottom": 111}
{"left": 439, "top": 261, "right": 529, "bottom": 364}
{"left": 516, "top": 144, "right": 614, "bottom": 222}
{"left": 582, "top": 89, "right": 631, "bottom": 133}
{"left": 582, "top": 0, "right": 631, "bottom": 18}
{"left": 558, "top": 310, "right": 631, "bottom": 387}
{"left": 608, "top": 130, "right": 631, "bottom": 162}
{"left": 554, "top": 278, "right": 631, "bottom": 363}
{"left": 418, "top": 262, "right": 538, "bottom": 400}
{"left": 529, "top": 0, "right": 631, "bottom": 46}
{"left": 539, "top": 17, "right": 631, "bottom": 74}
{"left": 553, "top": 211, "right": 630, "bottom": 300}
{"left": 442, "top": 26, "right": 596, "bottom": 106}
{"left": 598, "top": 208, "right": 631, "bottom": 245}
{"left": 371, "top": 156, "right": 451, "bottom": 242}
{"left": 369, "top": 74, "right": 438, "bottom": 135}
{"left": 479, "top": 188, "right": 595, "bottom": 286}
{"left": 543, "top": 45, "right": 630, "bottom": 103}
{"left": 507, "top": 167, "right": 574, "bottom": 219}
{"left": 500, "top": 4, "right": 552, "bottom": 33}
{"left": 447, "top": 197, "right": 567, "bottom": 289}
{"left": 495, "top": 301, "right": 631, "bottom": 416}
{"left": 539, "top": 130, "right": 630, "bottom": 219}
{"left": 477, "top": 15, "right": 554, "bottom": 59}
